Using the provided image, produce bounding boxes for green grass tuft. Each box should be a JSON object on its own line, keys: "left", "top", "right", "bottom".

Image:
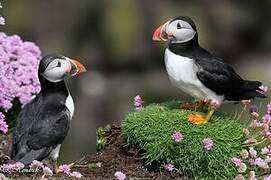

{"left": 122, "top": 101, "right": 245, "bottom": 179}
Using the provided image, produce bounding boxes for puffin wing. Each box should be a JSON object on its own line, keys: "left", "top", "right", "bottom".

{"left": 195, "top": 57, "right": 244, "bottom": 95}
{"left": 12, "top": 103, "right": 70, "bottom": 165}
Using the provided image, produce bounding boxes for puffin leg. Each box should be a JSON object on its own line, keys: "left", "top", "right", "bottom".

{"left": 53, "top": 161, "right": 60, "bottom": 174}
{"left": 180, "top": 100, "right": 206, "bottom": 111}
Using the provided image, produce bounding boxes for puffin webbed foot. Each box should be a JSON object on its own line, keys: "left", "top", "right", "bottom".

{"left": 188, "top": 113, "right": 207, "bottom": 124}
{"left": 188, "top": 108, "right": 216, "bottom": 125}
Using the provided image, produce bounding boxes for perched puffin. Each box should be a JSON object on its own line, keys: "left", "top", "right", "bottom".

{"left": 11, "top": 54, "right": 86, "bottom": 168}
{"left": 152, "top": 16, "right": 266, "bottom": 124}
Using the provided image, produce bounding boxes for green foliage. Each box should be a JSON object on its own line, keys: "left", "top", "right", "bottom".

{"left": 96, "top": 124, "right": 111, "bottom": 151}
{"left": 122, "top": 101, "right": 245, "bottom": 179}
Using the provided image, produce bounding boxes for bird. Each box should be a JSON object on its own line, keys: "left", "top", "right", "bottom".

{"left": 11, "top": 54, "right": 86, "bottom": 170}
{"left": 152, "top": 16, "right": 266, "bottom": 124}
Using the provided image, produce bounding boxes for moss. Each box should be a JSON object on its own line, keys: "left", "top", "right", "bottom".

{"left": 122, "top": 101, "right": 245, "bottom": 179}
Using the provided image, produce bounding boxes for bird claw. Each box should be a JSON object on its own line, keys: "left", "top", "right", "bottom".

{"left": 188, "top": 113, "right": 207, "bottom": 124}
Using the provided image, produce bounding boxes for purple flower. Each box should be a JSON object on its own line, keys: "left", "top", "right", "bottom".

{"left": 0, "top": 162, "right": 25, "bottom": 173}
{"left": 202, "top": 138, "right": 213, "bottom": 150}
{"left": 164, "top": 163, "right": 174, "bottom": 171}
{"left": 257, "top": 85, "right": 268, "bottom": 95}
{"left": 249, "top": 147, "right": 257, "bottom": 158}
{"left": 263, "top": 114, "right": 271, "bottom": 124}
{"left": 59, "top": 164, "right": 71, "bottom": 174}
{"left": 0, "top": 33, "right": 41, "bottom": 125}
{"left": 264, "top": 175, "right": 271, "bottom": 180}
{"left": 0, "top": 16, "right": 5, "bottom": 25}
{"left": 171, "top": 131, "right": 183, "bottom": 142}
{"left": 29, "top": 160, "right": 44, "bottom": 169}
{"left": 69, "top": 171, "right": 82, "bottom": 179}
{"left": 134, "top": 95, "right": 143, "bottom": 111}
{"left": 249, "top": 105, "right": 258, "bottom": 113}
{"left": 114, "top": 171, "right": 126, "bottom": 180}
{"left": 0, "top": 112, "right": 8, "bottom": 134}
{"left": 231, "top": 157, "right": 242, "bottom": 167}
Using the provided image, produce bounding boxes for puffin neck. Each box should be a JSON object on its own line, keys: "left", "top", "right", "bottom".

{"left": 38, "top": 75, "right": 68, "bottom": 96}
{"left": 168, "top": 34, "right": 200, "bottom": 57}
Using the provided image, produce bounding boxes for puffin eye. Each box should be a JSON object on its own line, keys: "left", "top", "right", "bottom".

{"left": 177, "top": 22, "right": 181, "bottom": 29}
{"left": 56, "top": 61, "right": 61, "bottom": 67}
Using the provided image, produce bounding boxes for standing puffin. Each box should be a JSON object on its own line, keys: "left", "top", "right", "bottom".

{"left": 152, "top": 16, "right": 266, "bottom": 124}
{"left": 11, "top": 54, "right": 86, "bottom": 168}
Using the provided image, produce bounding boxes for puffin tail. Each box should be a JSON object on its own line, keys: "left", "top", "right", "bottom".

{"left": 241, "top": 80, "right": 267, "bottom": 99}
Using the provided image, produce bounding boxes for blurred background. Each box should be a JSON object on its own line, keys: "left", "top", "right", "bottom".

{"left": 1, "top": 0, "right": 271, "bottom": 162}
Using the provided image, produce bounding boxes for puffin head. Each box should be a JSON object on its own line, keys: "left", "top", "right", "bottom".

{"left": 152, "top": 16, "right": 197, "bottom": 44}
{"left": 39, "top": 54, "right": 87, "bottom": 83}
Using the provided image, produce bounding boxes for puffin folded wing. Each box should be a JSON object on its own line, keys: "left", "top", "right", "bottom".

{"left": 12, "top": 106, "right": 70, "bottom": 165}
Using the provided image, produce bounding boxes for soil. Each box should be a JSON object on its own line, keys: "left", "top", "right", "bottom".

{"left": 1, "top": 125, "right": 187, "bottom": 179}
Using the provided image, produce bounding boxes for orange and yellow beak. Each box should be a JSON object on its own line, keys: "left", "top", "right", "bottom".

{"left": 67, "top": 58, "right": 87, "bottom": 76}
{"left": 152, "top": 21, "right": 169, "bottom": 41}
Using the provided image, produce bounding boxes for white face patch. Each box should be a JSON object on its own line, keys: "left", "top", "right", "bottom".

{"left": 42, "top": 59, "right": 71, "bottom": 82}
{"left": 166, "top": 20, "right": 196, "bottom": 43}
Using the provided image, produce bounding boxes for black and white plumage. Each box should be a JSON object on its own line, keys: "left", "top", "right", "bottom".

{"left": 11, "top": 54, "right": 86, "bottom": 165}
{"left": 153, "top": 16, "right": 266, "bottom": 123}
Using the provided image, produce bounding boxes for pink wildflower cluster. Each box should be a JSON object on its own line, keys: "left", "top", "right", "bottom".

{"left": 0, "top": 162, "right": 24, "bottom": 173}
{"left": 202, "top": 138, "right": 214, "bottom": 151}
{"left": 232, "top": 102, "right": 271, "bottom": 179}
{"left": 114, "top": 171, "right": 126, "bottom": 180}
{"left": 59, "top": 164, "right": 82, "bottom": 179}
{"left": 29, "top": 160, "right": 53, "bottom": 178}
{"left": 164, "top": 163, "right": 174, "bottom": 172}
{"left": 0, "top": 32, "right": 41, "bottom": 132}
{"left": 171, "top": 131, "right": 183, "bottom": 142}
{"left": 133, "top": 95, "right": 143, "bottom": 111}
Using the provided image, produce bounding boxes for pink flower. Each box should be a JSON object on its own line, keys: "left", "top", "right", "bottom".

{"left": 59, "top": 164, "right": 71, "bottom": 174}
{"left": 114, "top": 171, "right": 126, "bottom": 180}
{"left": 42, "top": 167, "right": 53, "bottom": 177}
{"left": 164, "top": 163, "right": 174, "bottom": 171}
{"left": 69, "top": 171, "right": 82, "bottom": 179}
{"left": 248, "top": 171, "right": 256, "bottom": 180}
{"left": 171, "top": 131, "right": 183, "bottom": 142}
{"left": 240, "top": 149, "right": 249, "bottom": 159}
{"left": 234, "top": 174, "right": 245, "bottom": 180}
{"left": 263, "top": 114, "right": 271, "bottom": 124}
{"left": 202, "top": 138, "right": 213, "bottom": 150}
{"left": 29, "top": 160, "right": 44, "bottom": 169}
{"left": 264, "top": 175, "right": 271, "bottom": 180}
{"left": 0, "top": 16, "right": 5, "bottom": 25}
{"left": 262, "top": 147, "right": 270, "bottom": 155}
{"left": 133, "top": 95, "right": 143, "bottom": 111}
{"left": 245, "top": 138, "right": 257, "bottom": 144}
{"left": 238, "top": 163, "right": 247, "bottom": 173}
{"left": 257, "top": 85, "right": 268, "bottom": 95}
{"left": 258, "top": 161, "right": 269, "bottom": 170}
{"left": 249, "top": 147, "right": 257, "bottom": 158}
{"left": 231, "top": 157, "right": 242, "bottom": 167}
{"left": 0, "top": 162, "right": 25, "bottom": 173}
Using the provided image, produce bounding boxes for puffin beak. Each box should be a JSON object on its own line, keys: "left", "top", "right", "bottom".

{"left": 67, "top": 58, "right": 87, "bottom": 76}
{"left": 152, "top": 21, "right": 169, "bottom": 41}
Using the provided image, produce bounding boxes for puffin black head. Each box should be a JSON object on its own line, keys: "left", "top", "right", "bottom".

{"left": 152, "top": 16, "right": 197, "bottom": 44}
{"left": 39, "top": 54, "right": 87, "bottom": 83}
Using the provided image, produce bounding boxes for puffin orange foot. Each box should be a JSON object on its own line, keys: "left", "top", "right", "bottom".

{"left": 188, "top": 113, "right": 207, "bottom": 124}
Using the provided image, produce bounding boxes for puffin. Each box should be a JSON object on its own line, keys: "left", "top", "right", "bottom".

{"left": 11, "top": 54, "right": 86, "bottom": 169}
{"left": 152, "top": 16, "right": 266, "bottom": 124}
